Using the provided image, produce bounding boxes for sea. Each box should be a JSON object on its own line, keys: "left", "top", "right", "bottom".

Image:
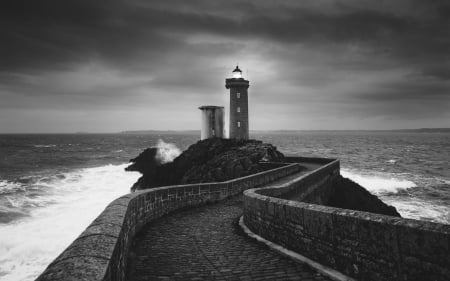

{"left": 0, "top": 131, "right": 449, "bottom": 281}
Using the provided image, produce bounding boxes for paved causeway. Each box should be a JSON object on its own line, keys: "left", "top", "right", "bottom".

{"left": 126, "top": 169, "right": 330, "bottom": 281}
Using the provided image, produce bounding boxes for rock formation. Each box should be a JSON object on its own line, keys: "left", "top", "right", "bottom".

{"left": 126, "top": 138, "right": 401, "bottom": 217}
{"left": 329, "top": 176, "right": 401, "bottom": 217}
{"left": 125, "top": 138, "right": 284, "bottom": 191}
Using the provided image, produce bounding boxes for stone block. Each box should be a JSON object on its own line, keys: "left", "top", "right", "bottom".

{"left": 36, "top": 256, "right": 109, "bottom": 281}
{"left": 160, "top": 189, "right": 168, "bottom": 200}
{"left": 51, "top": 234, "right": 117, "bottom": 264}
{"left": 332, "top": 252, "right": 358, "bottom": 277}
{"left": 354, "top": 215, "right": 400, "bottom": 262}
{"left": 79, "top": 223, "right": 122, "bottom": 239}
{"left": 396, "top": 219, "right": 450, "bottom": 267}
{"left": 192, "top": 185, "right": 200, "bottom": 195}
{"left": 107, "top": 196, "right": 131, "bottom": 208}
{"left": 199, "top": 184, "right": 210, "bottom": 194}
{"left": 401, "top": 255, "right": 449, "bottom": 281}
{"left": 331, "top": 210, "right": 359, "bottom": 243}
{"left": 285, "top": 202, "right": 304, "bottom": 226}
{"left": 267, "top": 201, "right": 275, "bottom": 217}
{"left": 168, "top": 188, "right": 177, "bottom": 197}
{"left": 273, "top": 201, "right": 286, "bottom": 223}
{"left": 91, "top": 206, "right": 127, "bottom": 226}
{"left": 302, "top": 205, "right": 333, "bottom": 241}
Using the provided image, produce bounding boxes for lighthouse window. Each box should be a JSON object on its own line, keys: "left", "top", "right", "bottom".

{"left": 237, "top": 121, "right": 241, "bottom": 128}
{"left": 237, "top": 107, "right": 240, "bottom": 113}
{"left": 237, "top": 92, "right": 240, "bottom": 98}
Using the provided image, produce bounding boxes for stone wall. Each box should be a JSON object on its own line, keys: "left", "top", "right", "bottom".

{"left": 243, "top": 159, "right": 450, "bottom": 281}
{"left": 276, "top": 158, "right": 339, "bottom": 205}
{"left": 283, "top": 156, "right": 336, "bottom": 165}
{"left": 226, "top": 78, "right": 249, "bottom": 140}
{"left": 36, "top": 163, "right": 301, "bottom": 281}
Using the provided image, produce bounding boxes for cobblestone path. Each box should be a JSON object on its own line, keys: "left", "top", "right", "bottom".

{"left": 126, "top": 194, "right": 331, "bottom": 281}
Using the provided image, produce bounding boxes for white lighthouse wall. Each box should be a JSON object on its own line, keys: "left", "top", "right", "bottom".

{"left": 200, "top": 110, "right": 213, "bottom": 140}
{"left": 200, "top": 108, "right": 224, "bottom": 140}
{"left": 214, "top": 108, "right": 224, "bottom": 139}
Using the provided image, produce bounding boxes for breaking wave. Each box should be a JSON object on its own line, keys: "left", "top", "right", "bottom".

{"left": 156, "top": 139, "right": 181, "bottom": 164}
{"left": 383, "top": 199, "right": 450, "bottom": 224}
{"left": 32, "top": 144, "right": 56, "bottom": 148}
{"left": 341, "top": 169, "right": 417, "bottom": 195}
{"left": 0, "top": 164, "right": 140, "bottom": 281}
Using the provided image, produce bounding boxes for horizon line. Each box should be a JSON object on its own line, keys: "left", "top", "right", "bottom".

{"left": 1, "top": 128, "right": 449, "bottom": 134}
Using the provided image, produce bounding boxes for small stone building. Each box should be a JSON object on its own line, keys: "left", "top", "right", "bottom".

{"left": 198, "top": 106, "right": 224, "bottom": 140}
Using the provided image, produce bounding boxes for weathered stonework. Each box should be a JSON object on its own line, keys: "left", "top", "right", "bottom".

{"left": 226, "top": 78, "right": 249, "bottom": 140}
{"left": 36, "top": 163, "right": 301, "bottom": 281}
{"left": 36, "top": 155, "right": 450, "bottom": 281}
{"left": 243, "top": 158, "right": 450, "bottom": 281}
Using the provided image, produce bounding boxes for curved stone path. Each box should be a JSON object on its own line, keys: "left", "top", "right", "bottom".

{"left": 126, "top": 194, "right": 331, "bottom": 281}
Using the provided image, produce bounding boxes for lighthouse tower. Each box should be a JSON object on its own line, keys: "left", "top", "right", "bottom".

{"left": 226, "top": 66, "right": 250, "bottom": 140}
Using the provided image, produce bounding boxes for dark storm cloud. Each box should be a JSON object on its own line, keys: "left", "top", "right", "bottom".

{"left": 2, "top": 0, "right": 449, "bottom": 73}
{"left": 0, "top": 0, "right": 449, "bottom": 132}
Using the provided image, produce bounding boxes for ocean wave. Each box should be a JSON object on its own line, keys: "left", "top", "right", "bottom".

{"left": 0, "top": 180, "right": 26, "bottom": 195}
{"left": 382, "top": 198, "right": 450, "bottom": 224}
{"left": 0, "top": 163, "right": 140, "bottom": 281}
{"left": 156, "top": 139, "right": 181, "bottom": 164}
{"left": 0, "top": 206, "right": 28, "bottom": 223}
{"left": 32, "top": 144, "right": 56, "bottom": 148}
{"left": 341, "top": 169, "right": 416, "bottom": 195}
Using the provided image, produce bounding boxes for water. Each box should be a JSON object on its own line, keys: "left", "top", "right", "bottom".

{"left": 0, "top": 132, "right": 449, "bottom": 280}
{"left": 0, "top": 134, "right": 196, "bottom": 281}
{"left": 254, "top": 131, "right": 450, "bottom": 224}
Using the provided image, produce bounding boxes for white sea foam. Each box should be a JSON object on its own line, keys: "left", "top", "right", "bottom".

{"left": 341, "top": 169, "right": 416, "bottom": 195}
{"left": 156, "top": 139, "right": 181, "bottom": 164}
{"left": 0, "top": 164, "right": 140, "bottom": 281}
{"left": 382, "top": 198, "right": 450, "bottom": 224}
{"left": 33, "top": 144, "right": 56, "bottom": 148}
{"left": 0, "top": 180, "right": 26, "bottom": 194}
{"left": 340, "top": 170, "right": 450, "bottom": 224}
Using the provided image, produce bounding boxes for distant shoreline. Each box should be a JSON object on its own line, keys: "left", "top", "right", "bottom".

{"left": 1, "top": 128, "right": 449, "bottom": 135}
{"left": 116, "top": 128, "right": 450, "bottom": 134}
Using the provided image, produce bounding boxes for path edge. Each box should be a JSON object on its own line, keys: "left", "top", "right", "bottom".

{"left": 239, "top": 216, "right": 356, "bottom": 281}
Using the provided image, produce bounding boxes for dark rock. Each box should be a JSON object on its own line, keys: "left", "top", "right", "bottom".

{"left": 329, "top": 176, "right": 401, "bottom": 217}
{"left": 125, "top": 138, "right": 401, "bottom": 218}
{"left": 125, "top": 147, "right": 160, "bottom": 174}
{"left": 126, "top": 138, "right": 285, "bottom": 191}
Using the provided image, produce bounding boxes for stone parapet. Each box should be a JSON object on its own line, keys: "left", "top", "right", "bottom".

{"left": 243, "top": 158, "right": 450, "bottom": 281}
{"left": 36, "top": 162, "right": 301, "bottom": 281}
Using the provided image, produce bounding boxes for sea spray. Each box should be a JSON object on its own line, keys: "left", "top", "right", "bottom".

{"left": 155, "top": 139, "right": 181, "bottom": 164}
{"left": 340, "top": 169, "right": 450, "bottom": 223}
{"left": 0, "top": 131, "right": 448, "bottom": 280}
{"left": 0, "top": 164, "right": 140, "bottom": 281}
{"left": 383, "top": 198, "right": 450, "bottom": 224}
{"left": 341, "top": 169, "right": 416, "bottom": 195}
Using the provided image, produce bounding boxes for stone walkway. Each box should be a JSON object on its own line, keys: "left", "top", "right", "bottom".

{"left": 126, "top": 194, "right": 331, "bottom": 281}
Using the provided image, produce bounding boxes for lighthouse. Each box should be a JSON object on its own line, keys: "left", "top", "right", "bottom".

{"left": 225, "top": 65, "right": 250, "bottom": 140}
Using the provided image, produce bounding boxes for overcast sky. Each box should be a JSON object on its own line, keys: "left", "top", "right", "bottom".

{"left": 0, "top": 0, "right": 449, "bottom": 133}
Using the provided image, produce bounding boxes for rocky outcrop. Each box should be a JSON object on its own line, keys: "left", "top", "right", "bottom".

{"left": 329, "top": 176, "right": 401, "bottom": 217}
{"left": 126, "top": 138, "right": 285, "bottom": 191}
{"left": 125, "top": 138, "right": 400, "bottom": 217}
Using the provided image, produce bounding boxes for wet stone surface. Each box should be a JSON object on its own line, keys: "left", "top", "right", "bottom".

{"left": 126, "top": 195, "right": 331, "bottom": 281}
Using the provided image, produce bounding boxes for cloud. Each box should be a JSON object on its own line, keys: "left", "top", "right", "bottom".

{"left": 0, "top": 0, "right": 449, "bottom": 132}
